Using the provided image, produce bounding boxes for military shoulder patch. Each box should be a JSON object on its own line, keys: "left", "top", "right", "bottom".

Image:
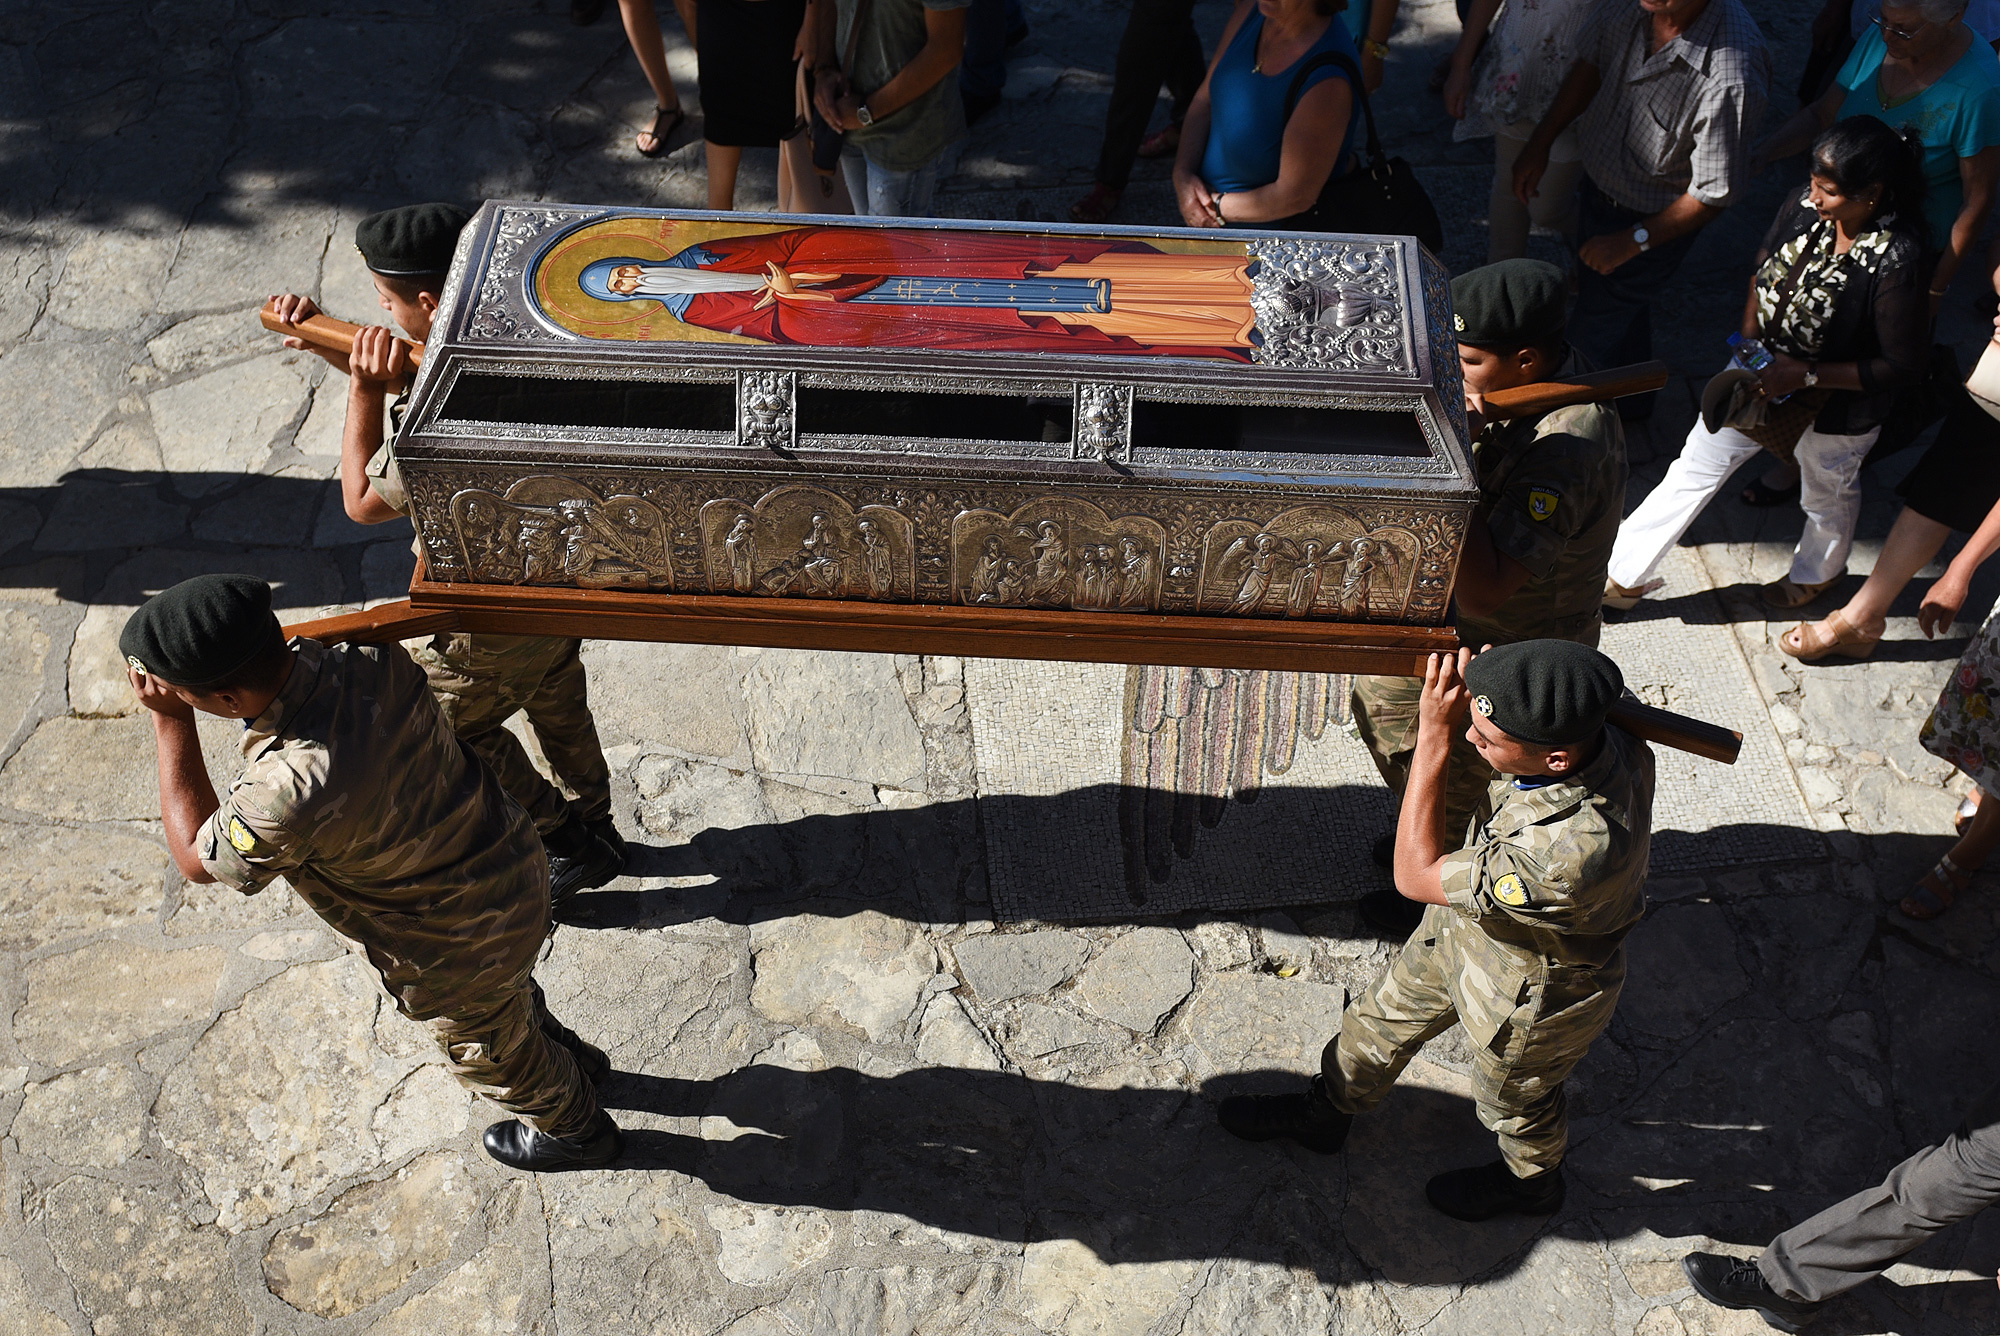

{"left": 1526, "top": 488, "right": 1561, "bottom": 522}
{"left": 1493, "top": 872, "right": 1530, "bottom": 907}
{"left": 226, "top": 815, "right": 262, "bottom": 855}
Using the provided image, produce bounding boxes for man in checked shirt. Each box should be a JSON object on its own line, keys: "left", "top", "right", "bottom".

{"left": 1512, "top": 0, "right": 1773, "bottom": 420}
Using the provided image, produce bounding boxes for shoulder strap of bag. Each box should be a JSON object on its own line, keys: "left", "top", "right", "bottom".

{"left": 841, "top": 0, "right": 871, "bottom": 79}
{"left": 1283, "top": 48, "right": 1384, "bottom": 169}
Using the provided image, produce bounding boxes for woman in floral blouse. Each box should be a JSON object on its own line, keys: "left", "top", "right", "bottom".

{"left": 1908, "top": 488, "right": 2000, "bottom": 917}
{"left": 1443, "top": 0, "right": 1596, "bottom": 261}
{"left": 1604, "top": 116, "right": 1932, "bottom": 611}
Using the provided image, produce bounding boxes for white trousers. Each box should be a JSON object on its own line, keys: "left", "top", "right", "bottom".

{"left": 1606, "top": 418, "right": 1880, "bottom": 589}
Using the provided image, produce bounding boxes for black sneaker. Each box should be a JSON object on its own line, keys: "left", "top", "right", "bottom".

{"left": 1358, "top": 885, "right": 1424, "bottom": 937}
{"left": 545, "top": 814, "right": 622, "bottom": 903}
{"left": 1425, "top": 1160, "right": 1565, "bottom": 1221}
{"left": 482, "top": 1111, "right": 622, "bottom": 1171}
{"left": 1217, "top": 1076, "right": 1353, "bottom": 1154}
{"left": 540, "top": 1014, "right": 611, "bottom": 1084}
{"left": 583, "top": 813, "right": 628, "bottom": 865}
{"left": 1682, "top": 1252, "right": 1822, "bottom": 1333}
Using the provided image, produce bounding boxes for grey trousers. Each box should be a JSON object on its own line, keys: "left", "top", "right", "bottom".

{"left": 1760, "top": 1080, "right": 2000, "bottom": 1303}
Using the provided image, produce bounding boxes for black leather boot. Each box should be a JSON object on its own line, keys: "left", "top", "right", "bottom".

{"left": 1425, "top": 1160, "right": 1565, "bottom": 1221}
{"left": 482, "top": 1110, "right": 622, "bottom": 1172}
{"left": 584, "top": 813, "right": 628, "bottom": 864}
{"left": 1358, "top": 885, "right": 1424, "bottom": 937}
{"left": 545, "top": 812, "right": 622, "bottom": 903}
{"left": 540, "top": 1014, "right": 610, "bottom": 1084}
{"left": 1681, "top": 1253, "right": 1822, "bottom": 1333}
{"left": 1217, "top": 1076, "right": 1353, "bottom": 1154}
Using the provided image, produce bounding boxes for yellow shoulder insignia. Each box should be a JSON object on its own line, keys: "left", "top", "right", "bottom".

{"left": 226, "top": 815, "right": 261, "bottom": 855}
{"left": 1526, "top": 488, "right": 1561, "bottom": 522}
{"left": 1493, "top": 873, "right": 1530, "bottom": 907}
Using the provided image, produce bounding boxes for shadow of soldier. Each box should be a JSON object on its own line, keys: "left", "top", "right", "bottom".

{"left": 589, "top": 1063, "right": 1563, "bottom": 1289}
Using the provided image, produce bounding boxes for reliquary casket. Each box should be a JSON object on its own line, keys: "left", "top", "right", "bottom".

{"left": 388, "top": 203, "right": 1476, "bottom": 672}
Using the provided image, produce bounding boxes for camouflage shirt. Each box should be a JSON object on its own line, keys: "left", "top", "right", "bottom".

{"left": 1434, "top": 725, "right": 1654, "bottom": 1038}
{"left": 1457, "top": 395, "right": 1627, "bottom": 649}
{"left": 196, "top": 637, "right": 550, "bottom": 1020}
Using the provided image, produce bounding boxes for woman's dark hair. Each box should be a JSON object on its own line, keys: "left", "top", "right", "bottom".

{"left": 1810, "top": 115, "right": 1929, "bottom": 240}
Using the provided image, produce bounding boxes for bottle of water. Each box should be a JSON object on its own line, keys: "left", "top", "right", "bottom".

{"left": 1727, "top": 332, "right": 1773, "bottom": 373}
{"left": 1726, "top": 333, "right": 1787, "bottom": 402}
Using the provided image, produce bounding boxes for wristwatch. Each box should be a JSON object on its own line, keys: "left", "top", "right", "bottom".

{"left": 1803, "top": 362, "right": 1819, "bottom": 388}
{"left": 855, "top": 102, "right": 874, "bottom": 127}
{"left": 1631, "top": 226, "right": 1651, "bottom": 253}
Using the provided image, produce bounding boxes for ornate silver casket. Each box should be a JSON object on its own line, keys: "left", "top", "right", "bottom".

{"left": 391, "top": 204, "right": 1474, "bottom": 655}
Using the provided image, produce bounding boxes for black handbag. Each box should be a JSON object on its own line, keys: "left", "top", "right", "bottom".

{"left": 806, "top": 0, "right": 870, "bottom": 178}
{"left": 1274, "top": 50, "right": 1445, "bottom": 253}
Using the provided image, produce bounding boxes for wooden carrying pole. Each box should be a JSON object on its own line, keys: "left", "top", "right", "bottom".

{"left": 283, "top": 595, "right": 1742, "bottom": 763}
{"left": 1480, "top": 360, "right": 1670, "bottom": 421}
{"left": 260, "top": 301, "right": 425, "bottom": 367}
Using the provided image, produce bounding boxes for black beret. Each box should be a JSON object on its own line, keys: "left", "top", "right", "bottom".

{"left": 1465, "top": 639, "right": 1623, "bottom": 747}
{"left": 356, "top": 203, "right": 469, "bottom": 277}
{"left": 118, "top": 575, "right": 283, "bottom": 687}
{"left": 1450, "top": 259, "right": 1567, "bottom": 348}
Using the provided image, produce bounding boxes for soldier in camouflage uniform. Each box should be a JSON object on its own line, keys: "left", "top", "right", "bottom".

{"left": 1353, "top": 259, "right": 1628, "bottom": 937}
{"left": 124, "top": 574, "right": 621, "bottom": 1172}
{"left": 1223, "top": 639, "right": 1652, "bottom": 1221}
{"left": 270, "top": 204, "right": 624, "bottom": 901}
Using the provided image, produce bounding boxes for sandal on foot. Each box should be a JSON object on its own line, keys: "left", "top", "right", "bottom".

{"left": 1136, "top": 124, "right": 1181, "bottom": 159}
{"left": 1902, "top": 854, "right": 1971, "bottom": 921}
{"left": 1741, "top": 478, "right": 1801, "bottom": 507}
{"left": 1603, "top": 577, "right": 1662, "bottom": 611}
{"left": 1069, "top": 183, "right": 1122, "bottom": 224}
{"left": 1958, "top": 790, "right": 1984, "bottom": 836}
{"left": 1780, "top": 609, "right": 1881, "bottom": 662}
{"left": 1761, "top": 572, "right": 1845, "bottom": 609}
{"left": 636, "top": 105, "right": 687, "bottom": 158}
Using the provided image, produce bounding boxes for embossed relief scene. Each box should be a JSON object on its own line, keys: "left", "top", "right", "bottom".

{"left": 519, "top": 212, "right": 1411, "bottom": 370}
{"left": 699, "top": 485, "right": 914, "bottom": 601}
{"left": 1196, "top": 507, "right": 1422, "bottom": 621}
{"left": 952, "top": 498, "right": 1165, "bottom": 611}
{"left": 450, "top": 477, "right": 675, "bottom": 589}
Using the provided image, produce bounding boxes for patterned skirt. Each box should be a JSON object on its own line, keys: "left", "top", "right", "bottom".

{"left": 1920, "top": 605, "right": 2000, "bottom": 798}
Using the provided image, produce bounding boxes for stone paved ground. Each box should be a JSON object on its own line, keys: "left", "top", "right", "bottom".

{"left": 7, "top": 1, "right": 2000, "bottom": 1333}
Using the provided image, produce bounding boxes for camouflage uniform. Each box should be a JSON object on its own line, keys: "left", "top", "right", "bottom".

{"left": 1352, "top": 393, "right": 1627, "bottom": 836}
{"left": 368, "top": 442, "right": 612, "bottom": 836}
{"left": 196, "top": 636, "right": 599, "bottom": 1140}
{"left": 1322, "top": 724, "right": 1654, "bottom": 1176}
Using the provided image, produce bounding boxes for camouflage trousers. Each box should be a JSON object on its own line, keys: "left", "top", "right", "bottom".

{"left": 426, "top": 977, "right": 600, "bottom": 1141}
{"left": 414, "top": 633, "right": 611, "bottom": 837}
{"left": 1320, "top": 907, "right": 1626, "bottom": 1177}
{"left": 1350, "top": 674, "right": 1497, "bottom": 842}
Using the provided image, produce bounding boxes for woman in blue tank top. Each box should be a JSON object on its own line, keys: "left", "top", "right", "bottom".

{"left": 1173, "top": 0, "right": 1362, "bottom": 228}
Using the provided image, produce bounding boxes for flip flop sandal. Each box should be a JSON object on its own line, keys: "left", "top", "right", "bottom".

{"left": 1957, "top": 790, "right": 1983, "bottom": 836}
{"left": 1901, "top": 854, "right": 1970, "bottom": 921}
{"left": 1740, "top": 478, "right": 1802, "bottom": 507}
{"left": 636, "top": 105, "right": 687, "bottom": 159}
{"left": 1068, "top": 184, "right": 1122, "bottom": 224}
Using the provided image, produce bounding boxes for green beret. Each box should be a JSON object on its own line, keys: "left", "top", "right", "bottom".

{"left": 356, "top": 203, "right": 469, "bottom": 277}
{"left": 1465, "top": 639, "right": 1623, "bottom": 747}
{"left": 118, "top": 575, "right": 283, "bottom": 687}
{"left": 1449, "top": 259, "right": 1567, "bottom": 348}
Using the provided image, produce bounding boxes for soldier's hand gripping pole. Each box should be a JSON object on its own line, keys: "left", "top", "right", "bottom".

{"left": 259, "top": 299, "right": 425, "bottom": 368}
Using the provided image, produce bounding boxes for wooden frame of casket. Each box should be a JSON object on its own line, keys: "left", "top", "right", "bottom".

{"left": 381, "top": 203, "right": 1477, "bottom": 675}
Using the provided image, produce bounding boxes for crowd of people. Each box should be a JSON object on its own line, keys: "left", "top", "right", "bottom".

{"left": 122, "top": 0, "right": 2000, "bottom": 1326}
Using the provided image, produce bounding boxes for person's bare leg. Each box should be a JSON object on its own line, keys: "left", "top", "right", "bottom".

{"left": 706, "top": 142, "right": 742, "bottom": 209}
{"left": 619, "top": 0, "right": 685, "bottom": 153}
{"left": 1832, "top": 508, "right": 1951, "bottom": 636}
{"left": 776, "top": 139, "right": 797, "bottom": 213}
